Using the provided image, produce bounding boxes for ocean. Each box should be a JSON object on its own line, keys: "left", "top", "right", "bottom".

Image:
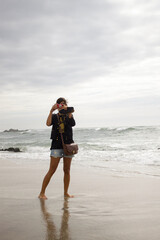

{"left": 0, "top": 126, "right": 160, "bottom": 177}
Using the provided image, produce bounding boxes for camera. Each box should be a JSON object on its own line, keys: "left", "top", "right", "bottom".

{"left": 57, "top": 104, "right": 63, "bottom": 109}
{"left": 59, "top": 107, "right": 74, "bottom": 115}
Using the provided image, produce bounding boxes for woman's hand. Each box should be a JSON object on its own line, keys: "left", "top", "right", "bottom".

{"left": 68, "top": 113, "right": 73, "bottom": 118}
{"left": 50, "top": 102, "right": 67, "bottom": 113}
{"left": 50, "top": 104, "right": 57, "bottom": 113}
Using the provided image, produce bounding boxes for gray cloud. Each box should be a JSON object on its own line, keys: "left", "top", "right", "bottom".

{"left": 0, "top": 0, "right": 160, "bottom": 129}
{"left": 1, "top": 0, "right": 160, "bottom": 92}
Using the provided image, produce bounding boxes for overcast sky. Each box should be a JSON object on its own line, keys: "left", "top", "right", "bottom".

{"left": 0, "top": 0, "right": 160, "bottom": 129}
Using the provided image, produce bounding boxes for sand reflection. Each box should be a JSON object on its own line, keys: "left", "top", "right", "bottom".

{"left": 39, "top": 198, "right": 70, "bottom": 240}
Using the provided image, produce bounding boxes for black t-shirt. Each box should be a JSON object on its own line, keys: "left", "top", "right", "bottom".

{"left": 50, "top": 113, "right": 76, "bottom": 150}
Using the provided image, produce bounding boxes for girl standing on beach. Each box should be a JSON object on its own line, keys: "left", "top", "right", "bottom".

{"left": 38, "top": 97, "right": 76, "bottom": 199}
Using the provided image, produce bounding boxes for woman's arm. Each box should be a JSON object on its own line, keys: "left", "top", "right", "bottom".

{"left": 67, "top": 113, "right": 76, "bottom": 127}
{"left": 46, "top": 104, "right": 57, "bottom": 126}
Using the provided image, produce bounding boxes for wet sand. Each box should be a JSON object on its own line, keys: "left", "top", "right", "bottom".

{"left": 0, "top": 158, "right": 160, "bottom": 240}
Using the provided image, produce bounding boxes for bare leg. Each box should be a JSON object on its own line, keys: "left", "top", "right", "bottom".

{"left": 38, "top": 157, "right": 61, "bottom": 199}
{"left": 63, "top": 157, "right": 74, "bottom": 198}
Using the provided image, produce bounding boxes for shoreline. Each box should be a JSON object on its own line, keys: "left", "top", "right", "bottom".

{"left": 1, "top": 155, "right": 160, "bottom": 179}
{"left": 1, "top": 158, "right": 160, "bottom": 240}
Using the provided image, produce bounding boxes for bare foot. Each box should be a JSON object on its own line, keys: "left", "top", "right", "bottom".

{"left": 64, "top": 193, "right": 74, "bottom": 198}
{"left": 38, "top": 193, "right": 48, "bottom": 200}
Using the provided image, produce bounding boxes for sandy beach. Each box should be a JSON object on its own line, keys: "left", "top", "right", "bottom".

{"left": 0, "top": 158, "right": 160, "bottom": 240}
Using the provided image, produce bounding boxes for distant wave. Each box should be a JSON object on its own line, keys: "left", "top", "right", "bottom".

{"left": 114, "top": 127, "right": 136, "bottom": 132}
{"left": 76, "top": 126, "right": 160, "bottom": 133}
{"left": 79, "top": 126, "right": 137, "bottom": 133}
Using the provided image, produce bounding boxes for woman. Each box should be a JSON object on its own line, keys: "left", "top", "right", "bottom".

{"left": 38, "top": 97, "right": 76, "bottom": 199}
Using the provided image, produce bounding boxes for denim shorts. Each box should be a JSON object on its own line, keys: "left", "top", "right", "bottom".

{"left": 50, "top": 149, "right": 74, "bottom": 158}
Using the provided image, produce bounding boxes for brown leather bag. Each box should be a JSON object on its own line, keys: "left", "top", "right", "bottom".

{"left": 63, "top": 143, "right": 78, "bottom": 155}
{"left": 57, "top": 114, "right": 78, "bottom": 156}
